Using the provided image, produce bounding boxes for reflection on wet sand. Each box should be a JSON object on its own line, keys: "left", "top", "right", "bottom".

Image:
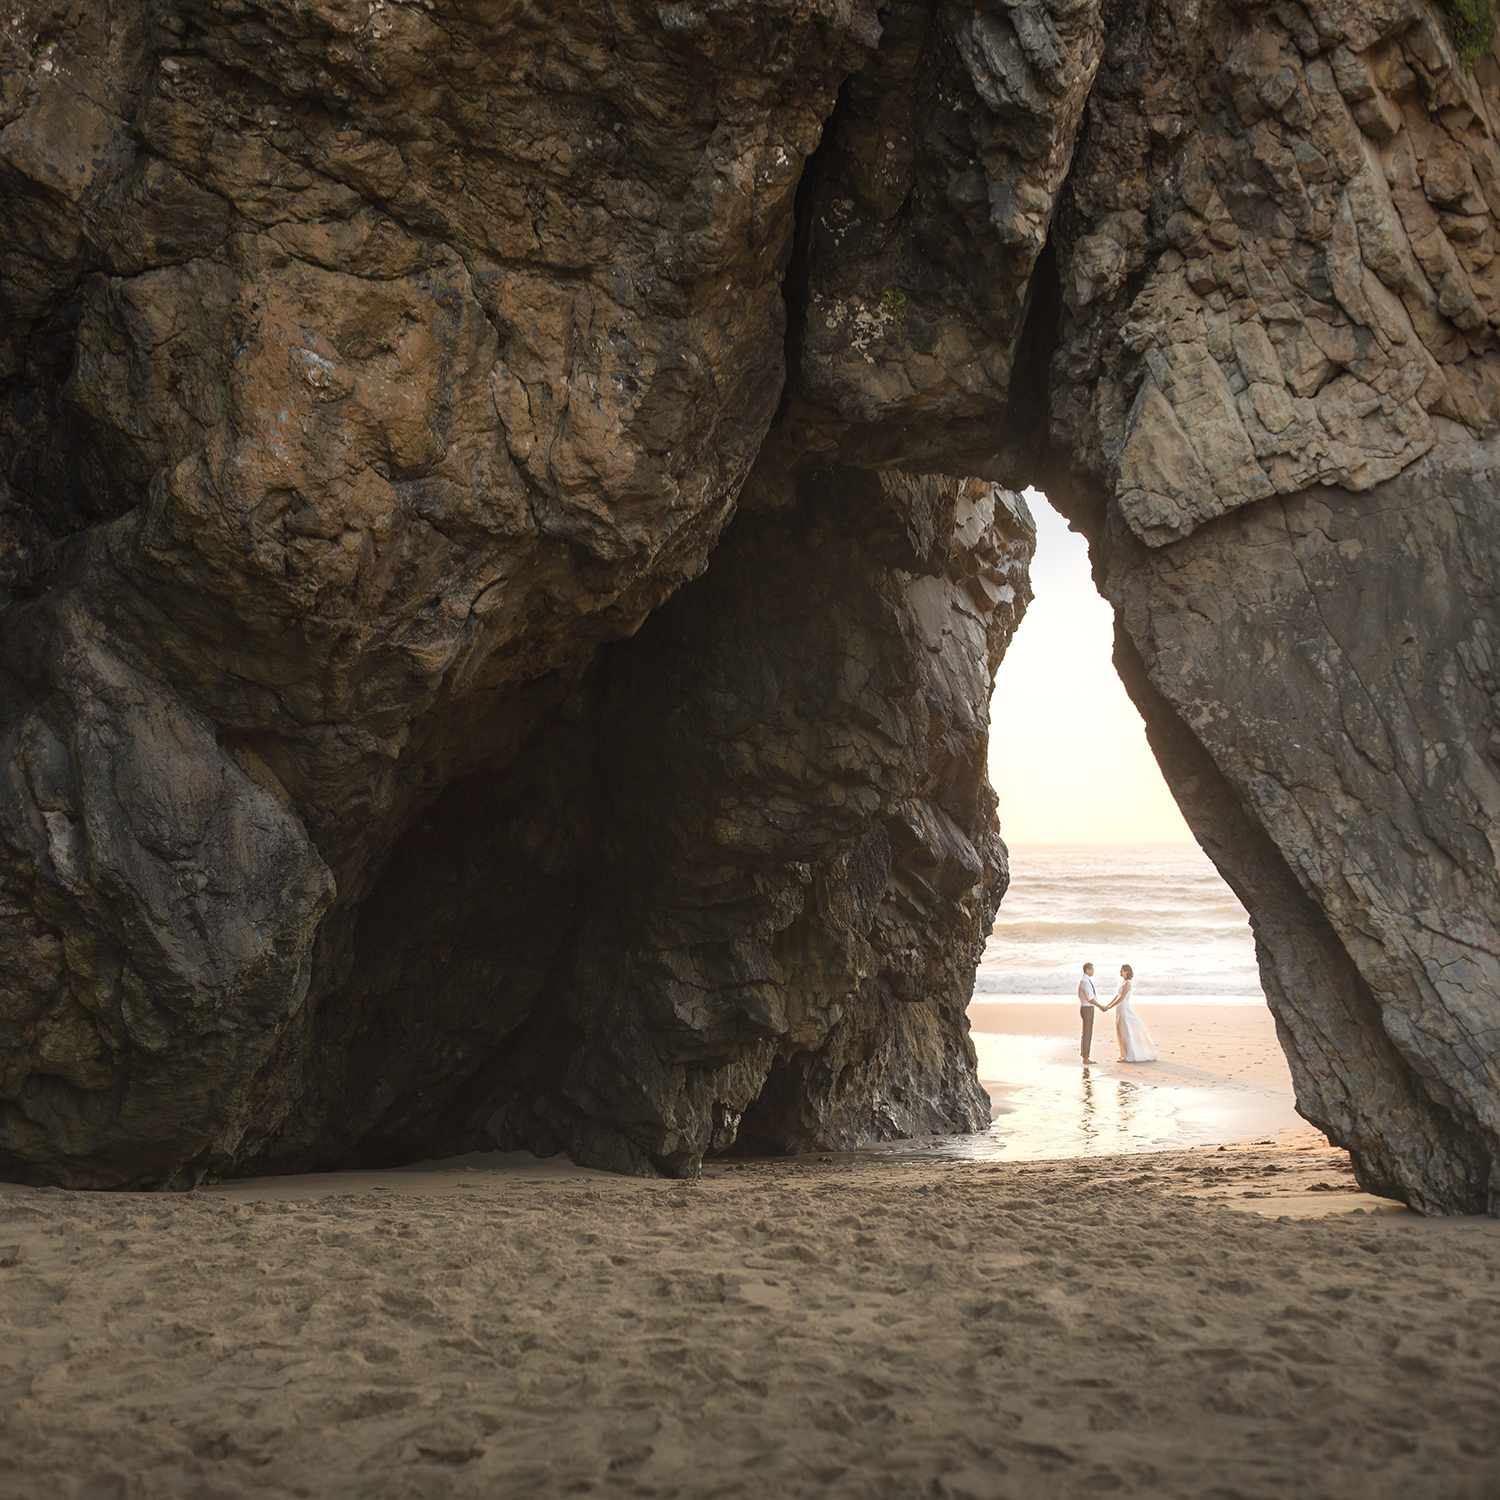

{"left": 856, "top": 1028, "right": 1304, "bottom": 1163}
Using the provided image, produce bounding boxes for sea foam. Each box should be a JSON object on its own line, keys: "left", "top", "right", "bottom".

{"left": 975, "top": 843, "right": 1265, "bottom": 1004}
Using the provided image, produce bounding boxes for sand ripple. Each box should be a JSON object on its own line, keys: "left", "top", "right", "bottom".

{"left": 1, "top": 1147, "right": 1498, "bottom": 1498}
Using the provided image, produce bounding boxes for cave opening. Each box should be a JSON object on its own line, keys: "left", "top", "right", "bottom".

{"left": 714, "top": 486, "right": 1288, "bottom": 1170}
{"left": 264, "top": 464, "right": 1247, "bottom": 1182}
{"left": 985, "top": 490, "right": 1190, "bottom": 849}
{"left": 964, "top": 488, "right": 1291, "bottom": 1164}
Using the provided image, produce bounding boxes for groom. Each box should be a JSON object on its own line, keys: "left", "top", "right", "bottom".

{"left": 1078, "top": 963, "right": 1099, "bottom": 1064}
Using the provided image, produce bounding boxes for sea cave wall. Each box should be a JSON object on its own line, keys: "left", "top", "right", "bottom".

{"left": 1, "top": 0, "right": 1498, "bottom": 1209}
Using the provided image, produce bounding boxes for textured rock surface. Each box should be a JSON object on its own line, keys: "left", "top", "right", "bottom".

{"left": 0, "top": 0, "right": 1032, "bottom": 1185}
{"left": 762, "top": 0, "right": 1101, "bottom": 476}
{"left": 1043, "top": 0, "right": 1500, "bottom": 1212}
{"left": 463, "top": 478, "right": 1031, "bottom": 1175}
{"left": 2, "top": 0, "right": 1499, "bottom": 1207}
{"left": 253, "top": 475, "right": 1033, "bottom": 1178}
{"left": 1050, "top": 0, "right": 1500, "bottom": 546}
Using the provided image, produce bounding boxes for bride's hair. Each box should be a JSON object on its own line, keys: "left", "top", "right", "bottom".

{"left": 1120, "top": 964, "right": 1134, "bottom": 979}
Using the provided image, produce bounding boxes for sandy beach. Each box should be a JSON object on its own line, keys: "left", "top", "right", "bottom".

{"left": 3, "top": 1137, "right": 1497, "bottom": 1499}
{"left": 956, "top": 1002, "right": 1305, "bottom": 1164}
{"left": 968, "top": 1002, "right": 1294, "bottom": 1094}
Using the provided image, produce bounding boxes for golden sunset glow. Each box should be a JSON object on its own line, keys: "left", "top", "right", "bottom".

{"left": 988, "top": 492, "right": 1193, "bottom": 846}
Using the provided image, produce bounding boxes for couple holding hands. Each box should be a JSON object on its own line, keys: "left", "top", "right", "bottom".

{"left": 1078, "top": 962, "right": 1158, "bottom": 1064}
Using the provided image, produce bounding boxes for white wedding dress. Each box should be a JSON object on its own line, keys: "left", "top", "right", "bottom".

{"left": 1113, "top": 981, "right": 1158, "bottom": 1062}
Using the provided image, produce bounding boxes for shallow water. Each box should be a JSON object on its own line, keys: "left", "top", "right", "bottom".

{"left": 852, "top": 1030, "right": 1299, "bottom": 1164}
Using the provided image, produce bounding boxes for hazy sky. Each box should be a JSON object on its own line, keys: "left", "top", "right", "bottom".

{"left": 987, "top": 491, "right": 1193, "bottom": 845}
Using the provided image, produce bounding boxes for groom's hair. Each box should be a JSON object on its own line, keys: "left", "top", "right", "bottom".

{"left": 1082, "top": 963, "right": 1093, "bottom": 973}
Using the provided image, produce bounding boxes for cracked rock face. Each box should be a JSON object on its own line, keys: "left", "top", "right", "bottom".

{"left": 1044, "top": 0, "right": 1500, "bottom": 1214}
{"left": 250, "top": 473, "right": 1033, "bottom": 1179}
{"left": 1051, "top": 0, "right": 1500, "bottom": 547}
{"left": 2, "top": 0, "right": 1498, "bottom": 1209}
{"left": 0, "top": 0, "right": 1031, "bottom": 1185}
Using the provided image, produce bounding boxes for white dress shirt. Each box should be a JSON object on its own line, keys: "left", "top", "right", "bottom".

{"left": 1078, "top": 975, "right": 1097, "bottom": 1006}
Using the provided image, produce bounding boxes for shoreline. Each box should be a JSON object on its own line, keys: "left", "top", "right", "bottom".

{"left": 1, "top": 1003, "right": 1489, "bottom": 1497}
{"left": 957, "top": 1000, "right": 1304, "bottom": 1161}
{"left": 968, "top": 999, "right": 1293, "bottom": 1086}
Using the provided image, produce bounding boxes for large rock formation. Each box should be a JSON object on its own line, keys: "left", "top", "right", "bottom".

{"left": 0, "top": 0, "right": 1033, "bottom": 1186}
{"left": 257, "top": 471, "right": 1031, "bottom": 1178}
{"left": 1, "top": 0, "right": 1497, "bottom": 1209}
{"left": 1040, "top": 0, "right": 1500, "bottom": 1215}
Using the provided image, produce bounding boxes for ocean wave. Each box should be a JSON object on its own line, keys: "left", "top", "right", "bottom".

{"left": 976, "top": 958, "right": 1263, "bottom": 991}
{"left": 990, "top": 918, "right": 1146, "bottom": 940}
{"left": 978, "top": 845, "right": 1262, "bottom": 1004}
{"left": 1000, "top": 881, "right": 1241, "bottom": 904}
{"left": 990, "top": 920, "right": 1250, "bottom": 944}
{"left": 978, "top": 952, "right": 1261, "bottom": 974}
{"left": 969, "top": 993, "right": 1268, "bottom": 1007}
{"left": 1008, "top": 876, "right": 1242, "bottom": 900}
{"left": 972, "top": 977, "right": 1265, "bottom": 998}
{"left": 1069, "top": 902, "right": 1249, "bottom": 922}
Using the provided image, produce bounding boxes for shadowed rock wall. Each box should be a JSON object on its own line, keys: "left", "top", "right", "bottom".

{"left": 3, "top": 0, "right": 1001, "bottom": 1184}
{"left": 1039, "top": 0, "right": 1500, "bottom": 1213}
{"left": 2, "top": 0, "right": 1498, "bottom": 1207}
{"left": 247, "top": 473, "right": 1032, "bottom": 1179}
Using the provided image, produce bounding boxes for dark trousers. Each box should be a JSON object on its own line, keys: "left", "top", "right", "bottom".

{"left": 1080, "top": 1005, "right": 1095, "bottom": 1058}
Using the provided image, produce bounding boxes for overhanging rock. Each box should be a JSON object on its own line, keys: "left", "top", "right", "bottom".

{"left": 1, "top": 0, "right": 1498, "bottom": 1209}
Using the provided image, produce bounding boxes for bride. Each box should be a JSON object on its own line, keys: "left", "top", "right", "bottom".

{"left": 1102, "top": 963, "right": 1157, "bottom": 1062}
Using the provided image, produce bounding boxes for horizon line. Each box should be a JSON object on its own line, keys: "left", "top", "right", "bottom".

{"left": 1003, "top": 839, "right": 1199, "bottom": 847}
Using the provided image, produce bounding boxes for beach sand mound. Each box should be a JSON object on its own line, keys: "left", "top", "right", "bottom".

{"left": 2, "top": 1146, "right": 1497, "bottom": 1499}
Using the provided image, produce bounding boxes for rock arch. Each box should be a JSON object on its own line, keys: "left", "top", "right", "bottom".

{"left": 0, "top": 0, "right": 1496, "bottom": 1210}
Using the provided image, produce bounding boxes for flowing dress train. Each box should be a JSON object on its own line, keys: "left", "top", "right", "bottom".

{"left": 1113, "top": 981, "right": 1158, "bottom": 1062}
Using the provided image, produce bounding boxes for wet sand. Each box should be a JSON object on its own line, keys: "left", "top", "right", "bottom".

{"left": 3, "top": 1140, "right": 1497, "bottom": 1499}
{"left": 954, "top": 1002, "right": 1305, "bottom": 1161}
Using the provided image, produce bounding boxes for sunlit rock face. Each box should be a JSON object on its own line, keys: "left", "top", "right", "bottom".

{"left": 2, "top": 0, "right": 1498, "bottom": 1208}
{"left": 1039, "top": 0, "right": 1500, "bottom": 1215}
{"left": 771, "top": 0, "right": 1500, "bottom": 1217}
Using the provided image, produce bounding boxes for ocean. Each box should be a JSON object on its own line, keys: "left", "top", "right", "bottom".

{"left": 974, "top": 842, "right": 1265, "bottom": 1006}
